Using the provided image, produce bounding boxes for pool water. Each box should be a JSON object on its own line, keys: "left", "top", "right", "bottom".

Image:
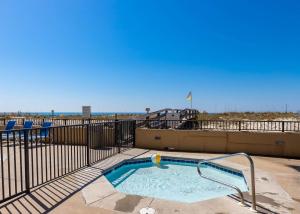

{"left": 105, "top": 159, "right": 248, "bottom": 203}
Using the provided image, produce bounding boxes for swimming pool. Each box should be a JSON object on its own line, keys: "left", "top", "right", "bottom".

{"left": 104, "top": 157, "right": 248, "bottom": 203}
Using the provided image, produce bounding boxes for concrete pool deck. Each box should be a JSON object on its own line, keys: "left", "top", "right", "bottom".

{"left": 0, "top": 148, "right": 299, "bottom": 213}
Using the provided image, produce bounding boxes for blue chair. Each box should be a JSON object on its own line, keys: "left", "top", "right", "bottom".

{"left": 1, "top": 120, "right": 16, "bottom": 140}
{"left": 30, "top": 122, "right": 52, "bottom": 142}
{"left": 4, "top": 120, "right": 16, "bottom": 132}
{"left": 23, "top": 121, "right": 33, "bottom": 129}
{"left": 16, "top": 121, "right": 34, "bottom": 139}
{"left": 40, "top": 122, "right": 52, "bottom": 138}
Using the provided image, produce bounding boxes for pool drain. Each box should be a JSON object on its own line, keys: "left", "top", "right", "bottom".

{"left": 139, "top": 207, "right": 155, "bottom": 214}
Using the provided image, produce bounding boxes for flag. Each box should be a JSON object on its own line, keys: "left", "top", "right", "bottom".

{"left": 186, "top": 91, "right": 192, "bottom": 101}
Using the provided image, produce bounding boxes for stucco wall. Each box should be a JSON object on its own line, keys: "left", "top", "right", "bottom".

{"left": 136, "top": 128, "right": 300, "bottom": 158}
{"left": 53, "top": 126, "right": 114, "bottom": 148}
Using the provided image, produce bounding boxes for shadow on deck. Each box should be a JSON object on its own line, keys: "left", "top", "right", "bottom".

{"left": 0, "top": 148, "right": 149, "bottom": 214}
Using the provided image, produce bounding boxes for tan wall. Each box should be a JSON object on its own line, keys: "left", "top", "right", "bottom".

{"left": 53, "top": 126, "right": 115, "bottom": 148}
{"left": 0, "top": 125, "right": 115, "bottom": 148}
{"left": 89, "top": 127, "right": 115, "bottom": 148}
{"left": 53, "top": 126, "right": 87, "bottom": 145}
{"left": 136, "top": 128, "right": 300, "bottom": 158}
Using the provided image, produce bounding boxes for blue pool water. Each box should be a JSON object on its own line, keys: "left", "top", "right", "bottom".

{"left": 105, "top": 159, "right": 248, "bottom": 203}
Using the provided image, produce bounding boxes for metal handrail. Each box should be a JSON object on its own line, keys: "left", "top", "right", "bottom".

{"left": 197, "top": 153, "right": 256, "bottom": 211}
{"left": 197, "top": 166, "right": 245, "bottom": 205}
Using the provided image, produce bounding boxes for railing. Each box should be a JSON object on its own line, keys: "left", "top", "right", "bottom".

{"left": 0, "top": 120, "right": 135, "bottom": 203}
{"left": 137, "top": 119, "right": 300, "bottom": 132}
{"left": 144, "top": 108, "right": 198, "bottom": 120}
{"left": 197, "top": 153, "right": 256, "bottom": 211}
{"left": 0, "top": 109, "right": 199, "bottom": 127}
{"left": 0, "top": 118, "right": 114, "bottom": 126}
{"left": 197, "top": 165, "right": 245, "bottom": 205}
{"left": 179, "top": 109, "right": 198, "bottom": 120}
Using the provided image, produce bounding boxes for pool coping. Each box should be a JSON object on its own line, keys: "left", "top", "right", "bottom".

{"left": 82, "top": 155, "right": 250, "bottom": 207}
{"left": 81, "top": 150, "right": 295, "bottom": 214}
{"left": 103, "top": 156, "right": 245, "bottom": 179}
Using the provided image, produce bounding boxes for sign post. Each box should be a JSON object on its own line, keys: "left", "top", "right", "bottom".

{"left": 82, "top": 106, "right": 91, "bottom": 118}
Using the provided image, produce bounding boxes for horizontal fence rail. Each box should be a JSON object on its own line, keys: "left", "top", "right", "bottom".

{"left": 0, "top": 120, "right": 135, "bottom": 203}
{"left": 137, "top": 119, "right": 300, "bottom": 132}
{"left": 0, "top": 109, "right": 199, "bottom": 127}
{"left": 0, "top": 118, "right": 114, "bottom": 127}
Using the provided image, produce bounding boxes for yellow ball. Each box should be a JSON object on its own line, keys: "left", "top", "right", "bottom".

{"left": 156, "top": 154, "right": 161, "bottom": 163}
{"left": 151, "top": 154, "right": 161, "bottom": 164}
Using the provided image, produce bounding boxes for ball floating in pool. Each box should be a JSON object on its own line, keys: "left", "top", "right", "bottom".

{"left": 151, "top": 154, "right": 161, "bottom": 164}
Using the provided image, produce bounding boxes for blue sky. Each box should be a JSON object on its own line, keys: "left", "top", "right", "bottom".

{"left": 0, "top": 0, "right": 299, "bottom": 113}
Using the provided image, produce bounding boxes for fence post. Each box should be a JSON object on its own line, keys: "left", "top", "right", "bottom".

{"left": 115, "top": 120, "right": 120, "bottom": 153}
{"left": 200, "top": 120, "right": 203, "bottom": 130}
{"left": 86, "top": 124, "right": 90, "bottom": 166}
{"left": 282, "top": 121, "right": 285, "bottom": 132}
{"left": 239, "top": 121, "right": 241, "bottom": 131}
{"left": 24, "top": 130, "right": 30, "bottom": 193}
{"left": 133, "top": 120, "right": 136, "bottom": 147}
{"left": 146, "top": 116, "right": 150, "bottom": 128}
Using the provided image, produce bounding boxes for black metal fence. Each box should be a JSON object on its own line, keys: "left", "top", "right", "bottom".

{"left": 1, "top": 118, "right": 299, "bottom": 203}
{"left": 137, "top": 119, "right": 300, "bottom": 132}
{"left": 0, "top": 120, "right": 135, "bottom": 203}
{"left": 0, "top": 108, "right": 199, "bottom": 127}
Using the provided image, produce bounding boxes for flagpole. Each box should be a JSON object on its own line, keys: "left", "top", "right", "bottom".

{"left": 191, "top": 92, "right": 193, "bottom": 109}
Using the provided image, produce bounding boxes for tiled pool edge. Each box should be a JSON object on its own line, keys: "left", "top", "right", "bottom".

{"left": 103, "top": 156, "right": 245, "bottom": 178}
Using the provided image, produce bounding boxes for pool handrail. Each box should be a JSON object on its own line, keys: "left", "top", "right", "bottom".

{"left": 197, "top": 165, "right": 245, "bottom": 205}
{"left": 197, "top": 152, "right": 256, "bottom": 211}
